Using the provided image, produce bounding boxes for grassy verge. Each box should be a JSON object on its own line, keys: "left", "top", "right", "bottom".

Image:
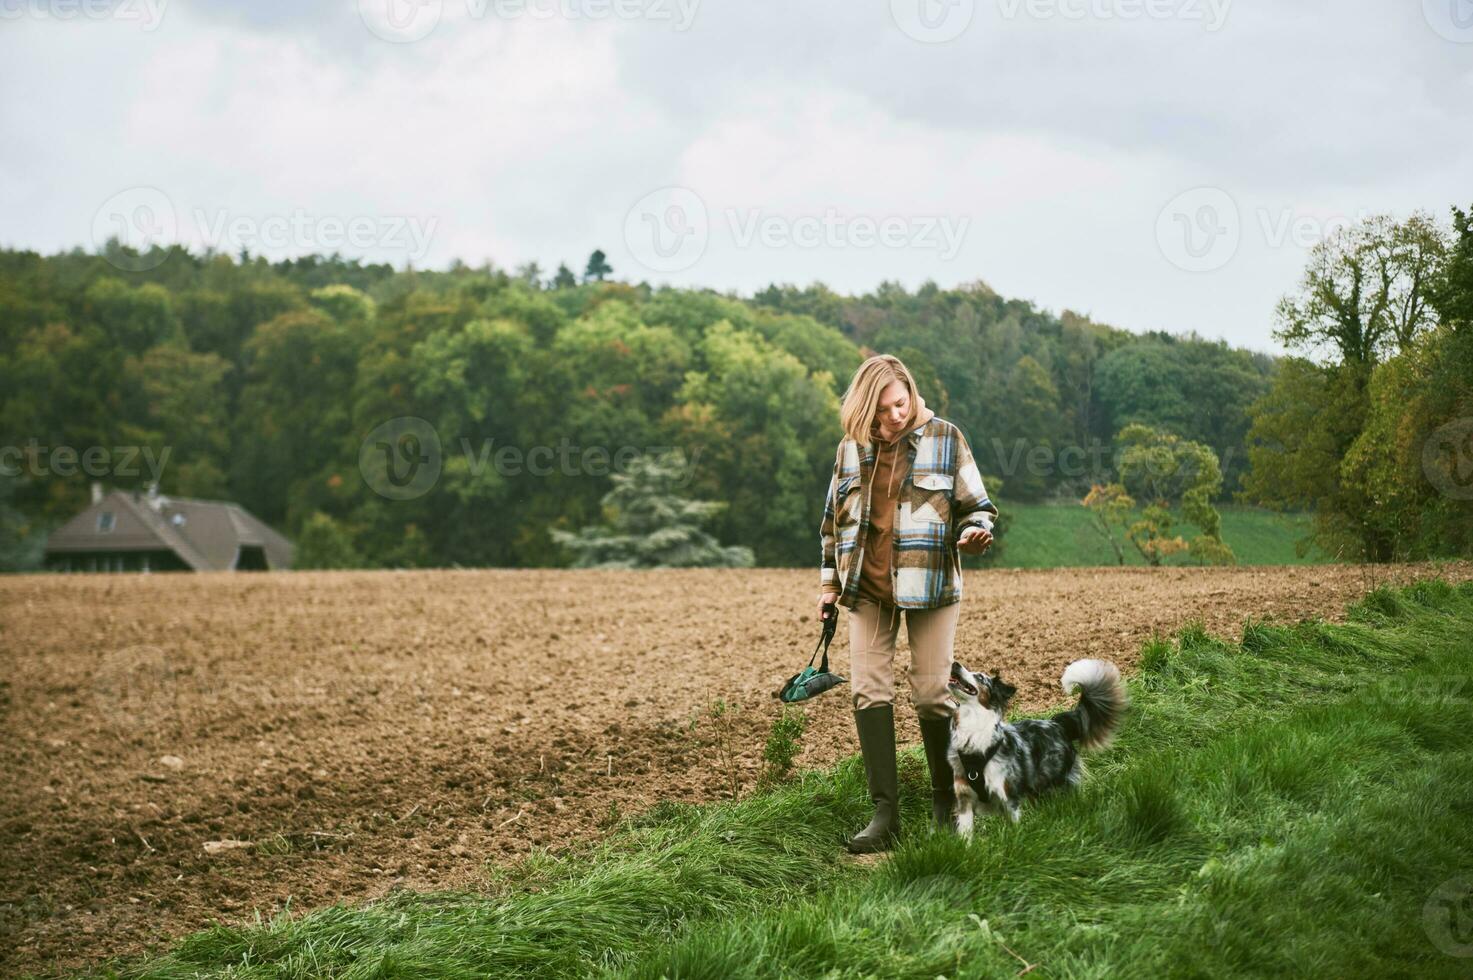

{"left": 96, "top": 579, "right": 1473, "bottom": 979}
{"left": 988, "top": 502, "right": 1328, "bottom": 568}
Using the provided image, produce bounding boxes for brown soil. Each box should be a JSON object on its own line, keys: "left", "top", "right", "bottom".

{"left": 2, "top": 563, "right": 1469, "bottom": 975}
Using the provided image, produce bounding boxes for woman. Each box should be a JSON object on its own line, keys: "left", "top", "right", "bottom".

{"left": 818, "top": 354, "right": 997, "bottom": 853}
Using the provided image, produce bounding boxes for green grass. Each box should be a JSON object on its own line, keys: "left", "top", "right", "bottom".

{"left": 988, "top": 502, "right": 1329, "bottom": 569}
{"left": 86, "top": 579, "right": 1473, "bottom": 979}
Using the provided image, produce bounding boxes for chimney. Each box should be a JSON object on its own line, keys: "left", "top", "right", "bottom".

{"left": 145, "top": 481, "right": 162, "bottom": 511}
{"left": 91, "top": 481, "right": 104, "bottom": 505}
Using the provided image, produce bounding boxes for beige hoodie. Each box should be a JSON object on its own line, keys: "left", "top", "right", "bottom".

{"left": 858, "top": 391, "right": 935, "bottom": 603}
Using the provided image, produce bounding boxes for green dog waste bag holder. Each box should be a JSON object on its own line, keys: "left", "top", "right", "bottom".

{"left": 776, "top": 602, "right": 846, "bottom": 703}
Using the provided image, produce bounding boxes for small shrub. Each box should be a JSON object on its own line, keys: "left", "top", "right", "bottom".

{"left": 759, "top": 706, "right": 806, "bottom": 788}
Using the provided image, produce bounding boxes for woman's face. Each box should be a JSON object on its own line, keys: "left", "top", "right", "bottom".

{"left": 872, "top": 380, "right": 911, "bottom": 437}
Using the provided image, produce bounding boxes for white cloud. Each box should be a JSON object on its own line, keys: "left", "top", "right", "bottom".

{"left": 1, "top": 0, "right": 1469, "bottom": 353}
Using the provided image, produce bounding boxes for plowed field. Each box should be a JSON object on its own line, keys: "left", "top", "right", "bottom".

{"left": 3, "top": 562, "right": 1469, "bottom": 973}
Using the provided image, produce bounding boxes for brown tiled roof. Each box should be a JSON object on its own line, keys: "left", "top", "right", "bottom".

{"left": 44, "top": 490, "right": 295, "bottom": 571}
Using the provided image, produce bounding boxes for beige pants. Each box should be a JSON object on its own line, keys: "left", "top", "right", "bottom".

{"left": 847, "top": 598, "right": 961, "bottom": 720}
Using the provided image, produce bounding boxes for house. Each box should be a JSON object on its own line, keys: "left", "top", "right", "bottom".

{"left": 43, "top": 483, "right": 295, "bottom": 573}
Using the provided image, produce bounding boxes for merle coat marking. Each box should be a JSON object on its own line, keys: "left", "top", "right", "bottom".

{"left": 946, "top": 658, "right": 1126, "bottom": 835}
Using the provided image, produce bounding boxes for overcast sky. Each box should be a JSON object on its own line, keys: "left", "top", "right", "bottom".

{"left": 2, "top": 0, "right": 1469, "bottom": 354}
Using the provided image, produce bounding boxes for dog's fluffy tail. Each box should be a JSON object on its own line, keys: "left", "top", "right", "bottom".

{"left": 1053, "top": 659, "right": 1126, "bottom": 750}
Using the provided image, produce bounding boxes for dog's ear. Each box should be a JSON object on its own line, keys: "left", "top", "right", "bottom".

{"left": 988, "top": 675, "right": 1017, "bottom": 707}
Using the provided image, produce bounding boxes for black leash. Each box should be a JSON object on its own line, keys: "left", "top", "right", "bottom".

{"left": 812, "top": 600, "right": 838, "bottom": 673}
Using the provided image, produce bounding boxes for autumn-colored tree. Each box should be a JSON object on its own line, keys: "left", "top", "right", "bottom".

{"left": 1084, "top": 424, "right": 1234, "bottom": 566}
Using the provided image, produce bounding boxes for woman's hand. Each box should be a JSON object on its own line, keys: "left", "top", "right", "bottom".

{"left": 818, "top": 592, "right": 839, "bottom": 620}
{"left": 957, "top": 526, "right": 993, "bottom": 555}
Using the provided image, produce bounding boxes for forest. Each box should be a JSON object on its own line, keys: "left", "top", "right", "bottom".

{"left": 2, "top": 206, "right": 1469, "bottom": 569}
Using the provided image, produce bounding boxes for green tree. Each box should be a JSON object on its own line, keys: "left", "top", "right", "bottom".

{"left": 84, "top": 278, "right": 183, "bottom": 353}
{"left": 669, "top": 320, "right": 841, "bottom": 565}
{"left": 231, "top": 310, "right": 366, "bottom": 527}
{"left": 584, "top": 249, "right": 613, "bottom": 283}
{"left": 1338, "top": 206, "right": 1473, "bottom": 559}
{"left": 117, "top": 345, "right": 234, "bottom": 498}
{"left": 1274, "top": 212, "right": 1446, "bottom": 367}
{"left": 0, "top": 471, "right": 46, "bottom": 572}
{"left": 1243, "top": 212, "right": 1452, "bottom": 562}
{"left": 309, "top": 284, "right": 375, "bottom": 324}
{"left": 549, "top": 453, "right": 753, "bottom": 568}
{"left": 1086, "top": 424, "right": 1234, "bottom": 566}
{"left": 294, "top": 511, "right": 363, "bottom": 569}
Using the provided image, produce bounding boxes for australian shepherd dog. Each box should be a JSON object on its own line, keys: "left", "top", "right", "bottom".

{"left": 945, "top": 658, "right": 1126, "bottom": 835}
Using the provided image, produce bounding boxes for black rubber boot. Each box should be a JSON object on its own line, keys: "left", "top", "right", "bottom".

{"left": 846, "top": 704, "right": 901, "bottom": 854}
{"left": 918, "top": 714, "right": 956, "bottom": 832}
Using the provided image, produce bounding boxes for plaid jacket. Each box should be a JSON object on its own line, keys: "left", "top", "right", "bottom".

{"left": 819, "top": 416, "right": 998, "bottom": 610}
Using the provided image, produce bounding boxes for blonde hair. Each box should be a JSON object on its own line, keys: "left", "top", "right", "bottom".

{"left": 840, "top": 354, "right": 921, "bottom": 446}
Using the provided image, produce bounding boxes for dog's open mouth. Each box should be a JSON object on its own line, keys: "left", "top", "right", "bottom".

{"left": 948, "top": 662, "right": 978, "bottom": 697}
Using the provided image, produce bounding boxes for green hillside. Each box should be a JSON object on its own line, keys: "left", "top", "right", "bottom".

{"left": 986, "top": 502, "right": 1328, "bottom": 569}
